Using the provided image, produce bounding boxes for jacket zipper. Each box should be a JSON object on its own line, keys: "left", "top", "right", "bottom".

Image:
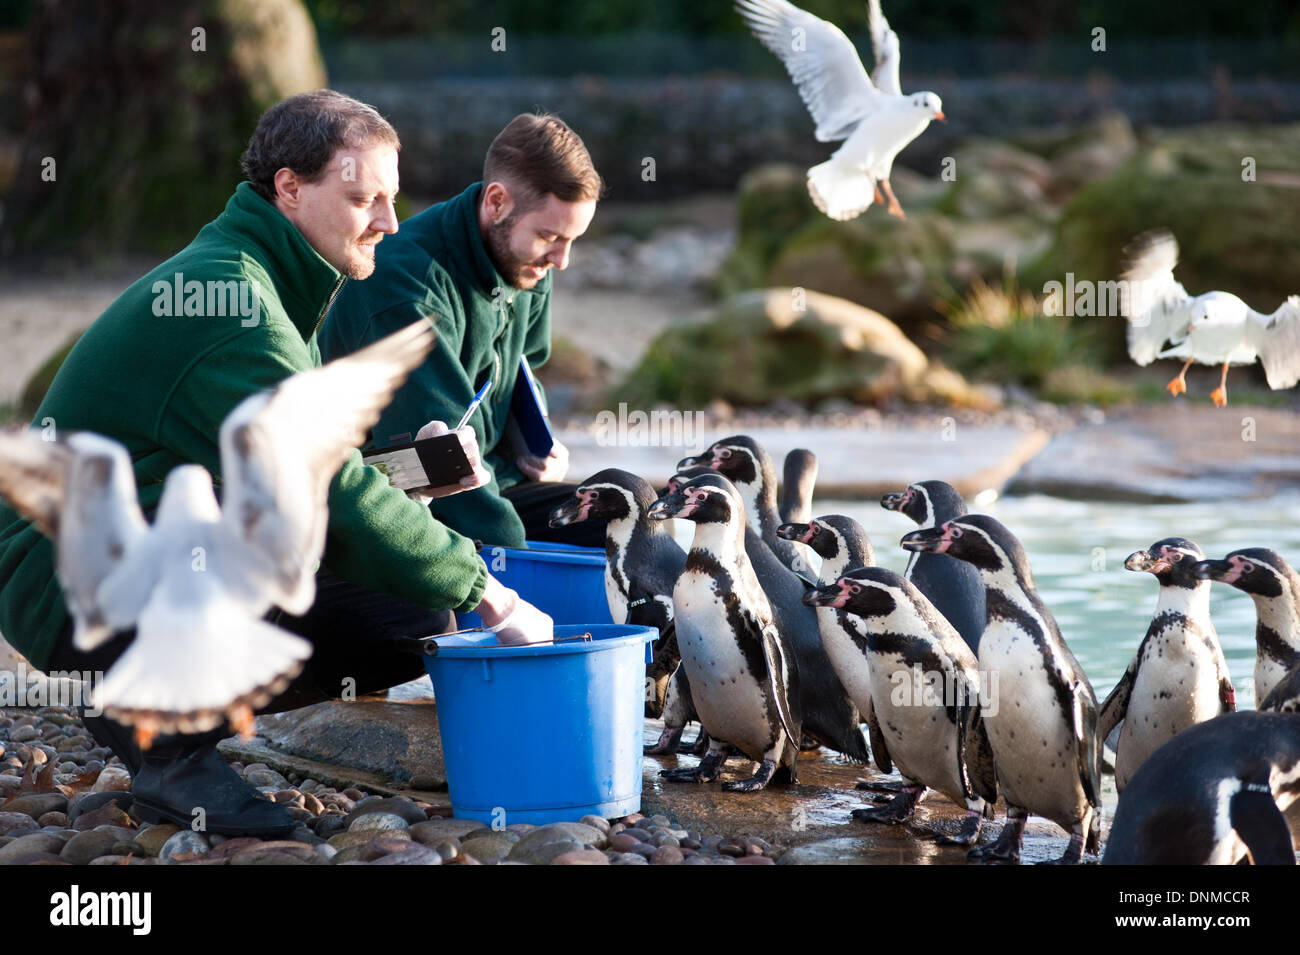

{"left": 313, "top": 276, "right": 347, "bottom": 339}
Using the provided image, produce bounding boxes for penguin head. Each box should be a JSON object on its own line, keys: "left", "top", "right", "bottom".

{"left": 901, "top": 514, "right": 1032, "bottom": 580}
{"left": 803, "top": 566, "right": 908, "bottom": 620}
{"left": 660, "top": 464, "right": 713, "bottom": 499}
{"left": 881, "top": 480, "right": 966, "bottom": 528}
{"left": 647, "top": 472, "right": 741, "bottom": 526}
{"left": 676, "top": 435, "right": 766, "bottom": 490}
{"left": 1125, "top": 537, "right": 1206, "bottom": 589}
{"left": 1194, "top": 548, "right": 1297, "bottom": 599}
{"left": 778, "top": 514, "right": 874, "bottom": 566}
{"left": 548, "top": 468, "right": 653, "bottom": 528}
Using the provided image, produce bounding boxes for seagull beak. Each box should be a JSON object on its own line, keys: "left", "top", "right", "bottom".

{"left": 934, "top": 111, "right": 946, "bottom": 123}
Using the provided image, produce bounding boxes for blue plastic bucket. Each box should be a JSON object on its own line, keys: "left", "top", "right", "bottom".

{"left": 423, "top": 624, "right": 657, "bottom": 824}
{"left": 459, "top": 541, "right": 612, "bottom": 629}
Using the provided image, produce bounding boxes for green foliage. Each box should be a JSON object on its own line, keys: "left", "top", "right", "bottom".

{"left": 941, "top": 274, "right": 1103, "bottom": 388}
{"left": 1040, "top": 365, "right": 1136, "bottom": 406}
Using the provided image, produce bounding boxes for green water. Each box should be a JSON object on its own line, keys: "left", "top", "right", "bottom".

{"left": 821, "top": 492, "right": 1300, "bottom": 709}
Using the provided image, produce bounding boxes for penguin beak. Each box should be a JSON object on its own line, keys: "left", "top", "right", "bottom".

{"left": 1125, "top": 550, "right": 1167, "bottom": 574}
{"left": 901, "top": 527, "right": 946, "bottom": 553}
{"left": 880, "top": 493, "right": 904, "bottom": 511}
{"left": 803, "top": 582, "right": 848, "bottom": 609}
{"left": 647, "top": 490, "right": 687, "bottom": 521}
{"left": 777, "top": 522, "right": 813, "bottom": 544}
{"left": 1194, "top": 558, "right": 1238, "bottom": 584}
{"left": 548, "top": 496, "right": 585, "bottom": 528}
{"left": 676, "top": 452, "right": 707, "bottom": 470}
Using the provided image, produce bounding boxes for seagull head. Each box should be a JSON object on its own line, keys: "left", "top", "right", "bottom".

{"left": 913, "top": 92, "right": 944, "bottom": 123}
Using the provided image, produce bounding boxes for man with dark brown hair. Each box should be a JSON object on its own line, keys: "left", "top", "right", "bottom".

{"left": 320, "top": 113, "right": 605, "bottom": 548}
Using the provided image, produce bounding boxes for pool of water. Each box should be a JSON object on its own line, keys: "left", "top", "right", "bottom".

{"left": 813, "top": 491, "right": 1300, "bottom": 709}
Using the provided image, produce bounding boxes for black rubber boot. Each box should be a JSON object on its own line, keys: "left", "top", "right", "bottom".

{"left": 79, "top": 709, "right": 144, "bottom": 776}
{"left": 128, "top": 729, "right": 295, "bottom": 838}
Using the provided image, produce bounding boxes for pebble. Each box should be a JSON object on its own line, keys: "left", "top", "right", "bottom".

{"left": 3, "top": 793, "right": 67, "bottom": 818}
{"left": 316, "top": 843, "right": 338, "bottom": 861}
{"left": 60, "top": 828, "right": 130, "bottom": 866}
{"left": 409, "top": 818, "right": 487, "bottom": 843}
{"left": 652, "top": 833, "right": 680, "bottom": 849}
{"left": 8, "top": 725, "right": 39, "bottom": 743}
{"left": 578, "top": 814, "right": 610, "bottom": 834}
{"left": 0, "top": 811, "right": 38, "bottom": 836}
{"left": 368, "top": 846, "right": 443, "bottom": 865}
{"left": 245, "top": 769, "right": 289, "bottom": 789}
{"left": 735, "top": 855, "right": 776, "bottom": 865}
{"left": 628, "top": 843, "right": 657, "bottom": 860}
{"left": 0, "top": 832, "right": 69, "bottom": 864}
{"left": 360, "top": 837, "right": 417, "bottom": 862}
{"left": 313, "top": 814, "right": 349, "bottom": 839}
{"left": 73, "top": 802, "right": 133, "bottom": 831}
{"left": 345, "top": 796, "right": 427, "bottom": 828}
{"left": 160, "top": 830, "right": 210, "bottom": 862}
{"left": 67, "top": 790, "right": 133, "bottom": 823}
{"left": 406, "top": 773, "right": 443, "bottom": 790}
{"left": 610, "top": 852, "right": 648, "bottom": 865}
{"left": 134, "top": 824, "right": 181, "bottom": 857}
{"left": 623, "top": 827, "right": 652, "bottom": 843}
{"left": 680, "top": 837, "right": 702, "bottom": 850}
{"left": 652, "top": 846, "right": 684, "bottom": 865}
{"left": 89, "top": 855, "right": 147, "bottom": 865}
{"left": 302, "top": 793, "right": 325, "bottom": 815}
{"left": 328, "top": 829, "right": 410, "bottom": 850}
{"left": 719, "top": 841, "right": 745, "bottom": 858}
{"left": 349, "top": 811, "right": 409, "bottom": 833}
{"left": 459, "top": 834, "right": 513, "bottom": 864}
{"left": 230, "top": 843, "right": 325, "bottom": 865}
{"left": 551, "top": 849, "right": 609, "bottom": 865}
{"left": 38, "top": 811, "right": 68, "bottom": 828}
{"left": 434, "top": 840, "right": 459, "bottom": 860}
{"left": 608, "top": 833, "right": 640, "bottom": 853}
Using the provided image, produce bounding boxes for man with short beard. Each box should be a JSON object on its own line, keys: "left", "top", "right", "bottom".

{"left": 320, "top": 113, "right": 604, "bottom": 548}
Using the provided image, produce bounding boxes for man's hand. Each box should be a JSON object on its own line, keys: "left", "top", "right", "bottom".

{"left": 517, "top": 438, "right": 569, "bottom": 483}
{"left": 474, "top": 576, "right": 553, "bottom": 646}
{"left": 404, "top": 420, "right": 492, "bottom": 504}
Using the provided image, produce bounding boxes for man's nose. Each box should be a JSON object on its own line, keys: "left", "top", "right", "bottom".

{"left": 373, "top": 197, "right": 399, "bottom": 235}
{"left": 548, "top": 239, "right": 573, "bottom": 270}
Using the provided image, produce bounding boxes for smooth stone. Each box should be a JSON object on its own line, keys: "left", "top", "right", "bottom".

{"left": 244, "top": 769, "right": 289, "bottom": 789}
{"left": 73, "top": 803, "right": 133, "bottom": 831}
{"left": 652, "top": 834, "right": 680, "bottom": 849}
{"left": 89, "top": 855, "right": 148, "bottom": 865}
{"left": 230, "top": 841, "right": 325, "bottom": 865}
{"left": 134, "top": 824, "right": 181, "bottom": 857}
{"left": 433, "top": 840, "right": 459, "bottom": 860}
{"left": 271, "top": 789, "right": 300, "bottom": 804}
{"left": 159, "top": 830, "right": 211, "bottom": 862}
{"left": 514, "top": 821, "right": 607, "bottom": 851}
{"left": 0, "top": 811, "right": 38, "bottom": 835}
{"left": 506, "top": 836, "right": 583, "bottom": 866}
{"left": 287, "top": 807, "right": 314, "bottom": 823}
{"left": 652, "top": 846, "right": 684, "bottom": 865}
{"left": 328, "top": 829, "right": 410, "bottom": 850}
{"left": 719, "top": 842, "right": 745, "bottom": 858}
{"left": 331, "top": 845, "right": 371, "bottom": 865}
{"left": 622, "top": 827, "right": 652, "bottom": 842}
{"left": 302, "top": 793, "right": 324, "bottom": 815}
{"left": 9, "top": 851, "right": 70, "bottom": 864}
{"left": 406, "top": 773, "right": 444, "bottom": 790}
{"left": 348, "top": 811, "right": 409, "bottom": 833}
{"left": 368, "top": 846, "right": 443, "bottom": 865}
{"left": 345, "top": 796, "right": 427, "bottom": 828}
{"left": 679, "top": 837, "right": 701, "bottom": 850}
{"left": 110, "top": 841, "right": 145, "bottom": 856}
{"left": 359, "top": 837, "right": 417, "bottom": 862}
{"left": 551, "top": 848, "right": 610, "bottom": 865}
{"left": 60, "top": 828, "right": 130, "bottom": 865}
{"left": 409, "top": 818, "right": 488, "bottom": 843}
{"left": 289, "top": 825, "right": 323, "bottom": 845}
{"left": 736, "top": 855, "right": 776, "bottom": 865}
{"left": 66, "top": 790, "right": 131, "bottom": 823}
{"left": 505, "top": 823, "right": 537, "bottom": 835}
{"left": 578, "top": 814, "right": 610, "bottom": 833}
{"left": 629, "top": 843, "right": 658, "bottom": 860}
{"left": 313, "top": 814, "right": 349, "bottom": 839}
{"left": 681, "top": 855, "right": 709, "bottom": 865}
{"left": 207, "top": 837, "right": 265, "bottom": 861}
{"left": 315, "top": 843, "right": 338, "bottom": 861}
{"left": 3, "top": 793, "right": 67, "bottom": 818}
{"left": 608, "top": 833, "right": 640, "bottom": 853}
{"left": 459, "top": 835, "right": 513, "bottom": 864}
{"left": 0, "top": 776, "right": 22, "bottom": 795}
{"left": 622, "top": 813, "right": 645, "bottom": 825}
{"left": 0, "top": 832, "right": 69, "bottom": 863}
{"left": 8, "top": 725, "right": 39, "bottom": 743}
{"left": 649, "top": 814, "right": 671, "bottom": 827}
{"left": 38, "top": 811, "right": 68, "bottom": 828}
{"left": 611, "top": 852, "right": 648, "bottom": 865}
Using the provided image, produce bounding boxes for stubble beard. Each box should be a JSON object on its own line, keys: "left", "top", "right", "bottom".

{"left": 485, "top": 213, "right": 542, "bottom": 290}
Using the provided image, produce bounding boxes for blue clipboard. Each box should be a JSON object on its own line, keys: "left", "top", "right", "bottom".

{"left": 508, "top": 357, "right": 555, "bottom": 458}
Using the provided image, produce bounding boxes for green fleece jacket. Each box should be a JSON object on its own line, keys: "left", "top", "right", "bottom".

{"left": 0, "top": 183, "right": 488, "bottom": 672}
{"left": 319, "top": 182, "right": 551, "bottom": 548}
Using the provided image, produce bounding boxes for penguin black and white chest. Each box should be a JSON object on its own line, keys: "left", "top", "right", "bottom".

{"left": 1195, "top": 548, "right": 1300, "bottom": 704}
{"left": 1098, "top": 538, "right": 1235, "bottom": 793}
{"left": 881, "top": 481, "right": 985, "bottom": 652}
{"left": 647, "top": 473, "right": 801, "bottom": 792}
{"left": 805, "top": 567, "right": 999, "bottom": 844}
{"left": 778, "top": 514, "right": 881, "bottom": 763}
{"left": 549, "top": 469, "right": 697, "bottom": 750}
{"left": 668, "top": 468, "right": 869, "bottom": 763}
{"left": 678, "top": 436, "right": 811, "bottom": 580}
{"left": 903, "top": 514, "right": 1101, "bottom": 864}
{"left": 1104, "top": 711, "right": 1300, "bottom": 865}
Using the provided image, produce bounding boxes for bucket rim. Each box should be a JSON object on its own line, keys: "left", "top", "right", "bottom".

{"left": 427, "top": 623, "right": 656, "bottom": 658}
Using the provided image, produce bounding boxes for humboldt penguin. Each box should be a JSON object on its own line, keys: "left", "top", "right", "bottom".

{"left": 881, "top": 480, "right": 985, "bottom": 652}
{"left": 1099, "top": 538, "right": 1236, "bottom": 792}
{"left": 804, "top": 567, "right": 998, "bottom": 843}
{"left": 667, "top": 467, "right": 869, "bottom": 762}
{"left": 548, "top": 469, "right": 703, "bottom": 754}
{"left": 1103, "top": 711, "right": 1300, "bottom": 865}
{"left": 1261, "top": 664, "right": 1300, "bottom": 714}
{"left": 779, "top": 448, "right": 820, "bottom": 576}
{"left": 902, "top": 514, "right": 1102, "bottom": 864}
{"left": 678, "top": 436, "right": 813, "bottom": 581}
{"left": 647, "top": 473, "right": 801, "bottom": 791}
{"left": 1194, "top": 548, "right": 1300, "bottom": 704}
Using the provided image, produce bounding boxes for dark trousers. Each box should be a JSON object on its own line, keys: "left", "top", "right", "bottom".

{"left": 48, "top": 568, "right": 453, "bottom": 720}
{"left": 501, "top": 481, "right": 607, "bottom": 548}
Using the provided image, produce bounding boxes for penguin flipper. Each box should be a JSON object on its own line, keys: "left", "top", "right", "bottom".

{"left": 864, "top": 695, "right": 892, "bottom": 775}
{"left": 1073, "top": 680, "right": 1102, "bottom": 808}
{"left": 955, "top": 669, "right": 998, "bottom": 806}
{"left": 759, "top": 622, "right": 801, "bottom": 749}
{"left": 1229, "top": 785, "right": 1296, "bottom": 865}
{"left": 1096, "top": 655, "right": 1136, "bottom": 745}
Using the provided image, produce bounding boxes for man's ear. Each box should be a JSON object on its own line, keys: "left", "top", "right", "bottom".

{"left": 273, "top": 167, "right": 303, "bottom": 209}
{"left": 481, "top": 181, "right": 515, "bottom": 224}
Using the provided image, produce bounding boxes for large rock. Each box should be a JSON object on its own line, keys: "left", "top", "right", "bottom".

{"left": 254, "top": 700, "right": 444, "bottom": 786}
{"left": 619, "top": 288, "right": 984, "bottom": 410}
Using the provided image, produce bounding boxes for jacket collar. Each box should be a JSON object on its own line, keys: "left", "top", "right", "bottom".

{"left": 213, "top": 183, "right": 343, "bottom": 339}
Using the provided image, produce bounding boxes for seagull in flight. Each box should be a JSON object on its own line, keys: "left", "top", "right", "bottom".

{"left": 1122, "top": 230, "right": 1300, "bottom": 406}
{"left": 737, "top": 0, "right": 945, "bottom": 221}
{"left": 0, "top": 321, "right": 436, "bottom": 746}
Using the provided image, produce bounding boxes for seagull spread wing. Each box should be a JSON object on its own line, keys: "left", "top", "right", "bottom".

{"left": 1248, "top": 296, "right": 1300, "bottom": 390}
{"left": 737, "top": 0, "right": 880, "bottom": 142}
{"left": 1121, "top": 230, "right": 1193, "bottom": 365}
{"left": 865, "top": 0, "right": 902, "bottom": 95}
{"left": 217, "top": 319, "right": 436, "bottom": 615}
{"left": 0, "top": 429, "right": 150, "bottom": 650}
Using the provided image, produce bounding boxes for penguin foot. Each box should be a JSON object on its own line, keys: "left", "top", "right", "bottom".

{"left": 936, "top": 812, "right": 984, "bottom": 847}
{"left": 850, "top": 785, "right": 922, "bottom": 824}
{"left": 967, "top": 817, "right": 1024, "bottom": 864}
{"left": 645, "top": 727, "right": 685, "bottom": 755}
{"left": 854, "top": 780, "right": 904, "bottom": 793}
{"left": 1037, "top": 832, "right": 1086, "bottom": 866}
{"left": 689, "top": 732, "right": 713, "bottom": 757}
{"left": 660, "top": 750, "right": 726, "bottom": 784}
{"left": 798, "top": 735, "right": 822, "bottom": 754}
{"left": 721, "top": 759, "right": 778, "bottom": 793}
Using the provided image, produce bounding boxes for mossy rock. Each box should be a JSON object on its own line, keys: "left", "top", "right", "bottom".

{"left": 618, "top": 288, "right": 984, "bottom": 410}
{"left": 19, "top": 331, "right": 82, "bottom": 421}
